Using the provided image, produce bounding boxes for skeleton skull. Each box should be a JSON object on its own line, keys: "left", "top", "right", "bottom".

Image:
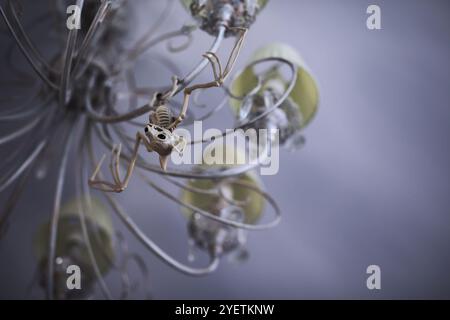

{"left": 144, "top": 124, "right": 186, "bottom": 170}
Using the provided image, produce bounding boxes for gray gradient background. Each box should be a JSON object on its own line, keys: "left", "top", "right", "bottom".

{"left": 1, "top": 0, "right": 450, "bottom": 299}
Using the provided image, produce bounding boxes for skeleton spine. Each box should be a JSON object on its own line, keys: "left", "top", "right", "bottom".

{"left": 155, "top": 105, "right": 172, "bottom": 128}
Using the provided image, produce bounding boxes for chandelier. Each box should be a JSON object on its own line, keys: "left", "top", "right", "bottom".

{"left": 0, "top": 0, "right": 319, "bottom": 299}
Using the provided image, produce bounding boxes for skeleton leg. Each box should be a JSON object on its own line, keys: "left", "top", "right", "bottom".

{"left": 222, "top": 27, "right": 247, "bottom": 76}
{"left": 88, "top": 154, "right": 119, "bottom": 192}
{"left": 111, "top": 143, "right": 122, "bottom": 184}
{"left": 204, "top": 27, "right": 247, "bottom": 80}
{"left": 110, "top": 144, "right": 122, "bottom": 185}
{"left": 89, "top": 132, "right": 153, "bottom": 192}
{"left": 167, "top": 28, "right": 248, "bottom": 130}
{"left": 167, "top": 79, "right": 220, "bottom": 130}
{"left": 160, "top": 76, "right": 179, "bottom": 101}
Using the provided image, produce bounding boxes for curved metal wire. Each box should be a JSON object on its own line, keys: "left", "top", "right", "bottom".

{"left": 126, "top": 0, "right": 176, "bottom": 60}
{"left": 71, "top": 0, "right": 113, "bottom": 79}
{"left": 187, "top": 57, "right": 297, "bottom": 145}
{"left": 140, "top": 172, "right": 281, "bottom": 231}
{"left": 0, "top": 5, "right": 58, "bottom": 89}
{"left": 166, "top": 27, "right": 194, "bottom": 53}
{"left": 47, "top": 118, "right": 77, "bottom": 300}
{"left": 58, "top": 0, "right": 84, "bottom": 108}
{"left": 0, "top": 161, "right": 33, "bottom": 238}
{"left": 75, "top": 118, "right": 113, "bottom": 300}
{"left": 5, "top": 0, "right": 56, "bottom": 74}
{"left": 0, "top": 106, "right": 51, "bottom": 145}
{"left": 0, "top": 139, "right": 47, "bottom": 193}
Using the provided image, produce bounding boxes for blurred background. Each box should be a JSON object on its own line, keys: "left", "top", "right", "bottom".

{"left": 0, "top": 0, "right": 450, "bottom": 299}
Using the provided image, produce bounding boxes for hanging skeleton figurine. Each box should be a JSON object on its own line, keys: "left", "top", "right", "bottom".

{"left": 88, "top": 27, "right": 247, "bottom": 192}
